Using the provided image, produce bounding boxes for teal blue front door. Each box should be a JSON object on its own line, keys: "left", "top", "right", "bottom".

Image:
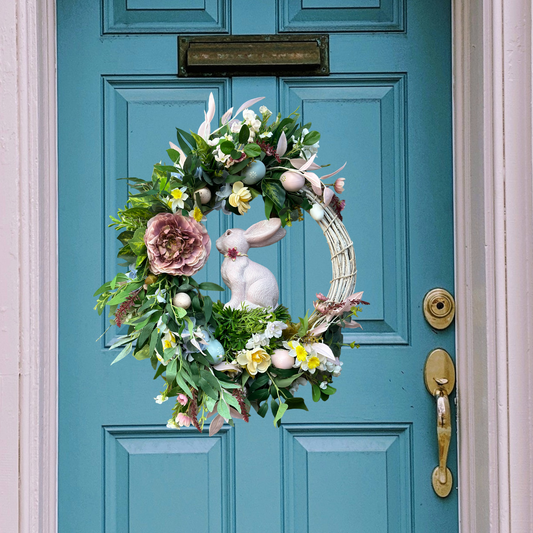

{"left": 58, "top": 2, "right": 457, "bottom": 531}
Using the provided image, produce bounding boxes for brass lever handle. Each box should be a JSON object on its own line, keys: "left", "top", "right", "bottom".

{"left": 424, "top": 349, "right": 455, "bottom": 497}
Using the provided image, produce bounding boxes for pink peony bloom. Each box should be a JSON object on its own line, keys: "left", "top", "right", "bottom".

{"left": 144, "top": 213, "right": 211, "bottom": 277}
{"left": 334, "top": 178, "right": 345, "bottom": 194}
{"left": 316, "top": 292, "right": 328, "bottom": 301}
{"left": 177, "top": 393, "right": 188, "bottom": 406}
{"left": 176, "top": 413, "right": 192, "bottom": 427}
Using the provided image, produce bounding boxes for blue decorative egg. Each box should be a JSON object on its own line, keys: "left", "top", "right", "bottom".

{"left": 204, "top": 338, "right": 225, "bottom": 364}
{"left": 241, "top": 161, "right": 266, "bottom": 185}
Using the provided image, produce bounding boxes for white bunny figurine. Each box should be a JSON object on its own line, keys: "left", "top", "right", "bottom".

{"left": 216, "top": 218, "right": 286, "bottom": 310}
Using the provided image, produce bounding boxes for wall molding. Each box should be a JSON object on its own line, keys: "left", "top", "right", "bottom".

{"left": 1, "top": 0, "right": 532, "bottom": 531}
{"left": 0, "top": 0, "right": 58, "bottom": 532}
{"left": 453, "top": 0, "right": 533, "bottom": 531}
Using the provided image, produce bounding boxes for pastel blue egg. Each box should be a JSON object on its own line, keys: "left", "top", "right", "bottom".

{"left": 205, "top": 339, "right": 225, "bottom": 364}
{"left": 241, "top": 160, "right": 266, "bottom": 185}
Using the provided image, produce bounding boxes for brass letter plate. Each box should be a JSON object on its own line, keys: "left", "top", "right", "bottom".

{"left": 178, "top": 35, "right": 329, "bottom": 78}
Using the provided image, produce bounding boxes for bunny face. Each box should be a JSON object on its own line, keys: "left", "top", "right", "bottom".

{"left": 216, "top": 228, "right": 248, "bottom": 255}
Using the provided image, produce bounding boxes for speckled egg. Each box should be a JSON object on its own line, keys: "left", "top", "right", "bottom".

{"left": 241, "top": 160, "right": 266, "bottom": 185}
{"left": 280, "top": 171, "right": 305, "bottom": 192}
{"left": 172, "top": 292, "right": 191, "bottom": 309}
{"left": 309, "top": 203, "right": 325, "bottom": 221}
{"left": 271, "top": 349, "right": 294, "bottom": 370}
{"left": 196, "top": 187, "right": 212, "bottom": 204}
{"left": 204, "top": 339, "right": 225, "bottom": 364}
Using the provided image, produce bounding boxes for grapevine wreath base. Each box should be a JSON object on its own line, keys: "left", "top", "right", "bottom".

{"left": 94, "top": 94, "right": 367, "bottom": 435}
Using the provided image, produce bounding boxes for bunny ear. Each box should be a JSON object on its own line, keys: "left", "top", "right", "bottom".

{"left": 244, "top": 218, "right": 286, "bottom": 248}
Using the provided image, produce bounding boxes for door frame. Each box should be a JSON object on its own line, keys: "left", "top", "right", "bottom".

{"left": 1, "top": 0, "right": 532, "bottom": 531}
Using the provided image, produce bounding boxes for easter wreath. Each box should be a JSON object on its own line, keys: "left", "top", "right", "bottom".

{"left": 94, "top": 94, "right": 367, "bottom": 435}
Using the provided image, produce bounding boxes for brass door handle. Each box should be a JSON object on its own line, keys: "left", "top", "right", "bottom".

{"left": 424, "top": 349, "right": 455, "bottom": 497}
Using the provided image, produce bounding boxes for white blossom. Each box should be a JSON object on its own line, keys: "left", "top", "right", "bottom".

{"left": 264, "top": 320, "right": 287, "bottom": 339}
{"left": 166, "top": 418, "right": 179, "bottom": 429}
{"left": 243, "top": 109, "right": 261, "bottom": 132}
{"left": 245, "top": 333, "right": 268, "bottom": 350}
{"left": 319, "top": 381, "right": 328, "bottom": 390}
{"left": 230, "top": 121, "right": 242, "bottom": 133}
{"left": 154, "top": 395, "right": 168, "bottom": 404}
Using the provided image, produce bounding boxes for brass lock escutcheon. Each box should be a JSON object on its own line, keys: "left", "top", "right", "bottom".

{"left": 423, "top": 288, "right": 455, "bottom": 329}
{"left": 424, "top": 348, "right": 455, "bottom": 498}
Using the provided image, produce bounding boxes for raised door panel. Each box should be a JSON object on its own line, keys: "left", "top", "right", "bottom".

{"left": 278, "top": 0, "right": 405, "bottom": 32}
{"left": 104, "top": 426, "right": 235, "bottom": 532}
{"left": 103, "top": 0, "right": 230, "bottom": 33}
{"left": 282, "top": 424, "right": 412, "bottom": 532}
{"left": 280, "top": 77, "right": 408, "bottom": 344}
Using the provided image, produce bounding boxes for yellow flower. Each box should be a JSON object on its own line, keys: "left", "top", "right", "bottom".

{"left": 236, "top": 347, "right": 271, "bottom": 376}
{"left": 192, "top": 206, "right": 204, "bottom": 222}
{"left": 168, "top": 187, "right": 188, "bottom": 212}
{"left": 295, "top": 345, "right": 307, "bottom": 362}
{"left": 307, "top": 355, "right": 321, "bottom": 370}
{"left": 228, "top": 181, "right": 252, "bottom": 215}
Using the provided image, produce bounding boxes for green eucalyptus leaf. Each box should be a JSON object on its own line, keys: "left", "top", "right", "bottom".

{"left": 243, "top": 143, "right": 261, "bottom": 158}
{"left": 133, "top": 343, "right": 150, "bottom": 361}
{"left": 303, "top": 131, "right": 320, "bottom": 146}
{"left": 239, "top": 124, "right": 250, "bottom": 144}
{"left": 228, "top": 159, "right": 250, "bottom": 175}
{"left": 167, "top": 148, "right": 180, "bottom": 163}
{"left": 175, "top": 372, "right": 193, "bottom": 399}
{"left": 199, "top": 377, "right": 218, "bottom": 400}
{"left": 166, "top": 358, "right": 178, "bottom": 384}
{"left": 264, "top": 197, "right": 274, "bottom": 219}
{"left": 273, "top": 402, "right": 288, "bottom": 427}
{"left": 198, "top": 282, "right": 225, "bottom": 292}
{"left": 285, "top": 397, "right": 309, "bottom": 411}
{"left": 111, "top": 342, "right": 132, "bottom": 365}
{"left": 257, "top": 401, "right": 268, "bottom": 418}
{"left": 200, "top": 370, "right": 221, "bottom": 392}
{"left": 217, "top": 399, "right": 231, "bottom": 420}
{"left": 223, "top": 390, "right": 241, "bottom": 413}
{"left": 274, "top": 374, "right": 301, "bottom": 388}
{"left": 220, "top": 141, "right": 235, "bottom": 155}
{"left": 312, "top": 383, "right": 321, "bottom": 402}
{"left": 250, "top": 373, "right": 270, "bottom": 391}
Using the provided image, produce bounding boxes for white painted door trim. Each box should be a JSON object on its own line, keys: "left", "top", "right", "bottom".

{"left": 0, "top": 0, "right": 58, "bottom": 531}
{"left": 1, "top": 0, "right": 531, "bottom": 531}
{"left": 453, "top": 0, "right": 533, "bottom": 530}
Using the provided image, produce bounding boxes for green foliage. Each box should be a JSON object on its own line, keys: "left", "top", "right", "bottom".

{"left": 213, "top": 302, "right": 290, "bottom": 353}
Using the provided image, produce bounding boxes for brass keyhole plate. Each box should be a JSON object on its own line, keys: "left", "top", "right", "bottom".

{"left": 423, "top": 288, "right": 455, "bottom": 329}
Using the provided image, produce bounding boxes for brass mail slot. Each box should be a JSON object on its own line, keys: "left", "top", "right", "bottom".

{"left": 178, "top": 35, "right": 329, "bottom": 77}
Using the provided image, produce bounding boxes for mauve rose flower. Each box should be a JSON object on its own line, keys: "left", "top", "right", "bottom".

{"left": 144, "top": 213, "right": 211, "bottom": 276}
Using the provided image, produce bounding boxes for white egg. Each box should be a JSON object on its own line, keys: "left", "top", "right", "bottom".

{"left": 241, "top": 161, "right": 266, "bottom": 185}
{"left": 309, "top": 203, "right": 325, "bottom": 221}
{"left": 196, "top": 187, "right": 212, "bottom": 204}
{"left": 280, "top": 171, "right": 305, "bottom": 192}
{"left": 172, "top": 292, "right": 191, "bottom": 309}
{"left": 271, "top": 349, "right": 294, "bottom": 369}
